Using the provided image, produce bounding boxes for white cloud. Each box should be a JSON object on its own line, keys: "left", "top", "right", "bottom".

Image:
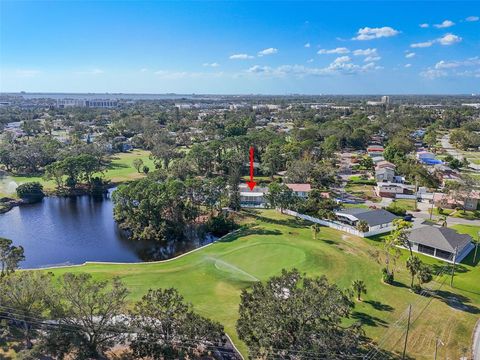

{"left": 438, "top": 33, "right": 462, "bottom": 45}
{"left": 352, "top": 26, "right": 400, "bottom": 40}
{"left": 422, "top": 57, "right": 480, "bottom": 79}
{"left": 435, "top": 60, "right": 460, "bottom": 69}
{"left": 410, "top": 41, "right": 434, "bottom": 48}
{"left": 433, "top": 20, "right": 455, "bottom": 28}
{"left": 420, "top": 69, "right": 448, "bottom": 79}
{"left": 405, "top": 52, "right": 416, "bottom": 58}
{"left": 257, "top": 47, "right": 278, "bottom": 56}
{"left": 466, "top": 16, "right": 479, "bottom": 22}
{"left": 364, "top": 56, "right": 381, "bottom": 62}
{"left": 410, "top": 33, "right": 462, "bottom": 48}
{"left": 304, "top": 42, "right": 311, "bottom": 48}
{"left": 332, "top": 56, "right": 351, "bottom": 64}
{"left": 307, "top": 58, "right": 314, "bottom": 63}
{"left": 229, "top": 53, "right": 254, "bottom": 60}
{"left": 245, "top": 57, "right": 380, "bottom": 78}
{"left": 435, "top": 57, "right": 480, "bottom": 69}
{"left": 353, "top": 48, "right": 377, "bottom": 56}
{"left": 419, "top": 23, "right": 429, "bottom": 28}
{"left": 247, "top": 65, "right": 271, "bottom": 74}
{"left": 140, "top": 68, "right": 148, "bottom": 72}
{"left": 405, "top": 64, "right": 412, "bottom": 68}
{"left": 317, "top": 47, "right": 350, "bottom": 55}
{"left": 203, "top": 62, "right": 220, "bottom": 67}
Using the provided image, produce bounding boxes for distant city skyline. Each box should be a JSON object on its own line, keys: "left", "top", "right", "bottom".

{"left": 0, "top": 1, "right": 479, "bottom": 94}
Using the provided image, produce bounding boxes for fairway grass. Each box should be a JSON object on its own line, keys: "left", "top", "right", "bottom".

{"left": 1, "top": 150, "right": 154, "bottom": 193}
{"left": 44, "top": 210, "right": 480, "bottom": 359}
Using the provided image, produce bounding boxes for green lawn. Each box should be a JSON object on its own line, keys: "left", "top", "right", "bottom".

{"left": 391, "top": 199, "right": 417, "bottom": 211}
{"left": 42, "top": 210, "right": 480, "bottom": 359}
{"left": 0, "top": 150, "right": 154, "bottom": 194}
{"left": 345, "top": 183, "right": 381, "bottom": 202}
{"left": 103, "top": 150, "right": 155, "bottom": 183}
{"left": 431, "top": 207, "right": 480, "bottom": 220}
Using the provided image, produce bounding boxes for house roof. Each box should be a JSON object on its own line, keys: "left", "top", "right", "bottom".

{"left": 336, "top": 208, "right": 398, "bottom": 227}
{"left": 433, "top": 191, "right": 480, "bottom": 202}
{"left": 376, "top": 160, "right": 396, "bottom": 169}
{"left": 375, "top": 167, "right": 395, "bottom": 174}
{"left": 286, "top": 183, "right": 312, "bottom": 192}
{"left": 408, "top": 225, "right": 472, "bottom": 253}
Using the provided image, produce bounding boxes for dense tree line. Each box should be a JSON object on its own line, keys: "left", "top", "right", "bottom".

{"left": 0, "top": 267, "right": 367, "bottom": 360}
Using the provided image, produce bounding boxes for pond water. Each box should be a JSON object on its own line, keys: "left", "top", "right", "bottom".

{"left": 0, "top": 189, "right": 216, "bottom": 269}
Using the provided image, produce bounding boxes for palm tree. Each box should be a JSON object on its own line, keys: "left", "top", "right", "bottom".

{"left": 311, "top": 224, "right": 321, "bottom": 240}
{"left": 356, "top": 220, "right": 369, "bottom": 233}
{"left": 352, "top": 280, "right": 367, "bottom": 301}
{"left": 439, "top": 215, "right": 447, "bottom": 227}
{"left": 406, "top": 256, "right": 422, "bottom": 288}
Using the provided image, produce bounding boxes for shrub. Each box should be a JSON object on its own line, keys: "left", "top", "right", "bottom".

{"left": 16, "top": 182, "right": 45, "bottom": 203}
{"left": 382, "top": 268, "right": 394, "bottom": 284}
{"left": 90, "top": 177, "right": 106, "bottom": 198}
{"left": 386, "top": 203, "right": 407, "bottom": 216}
{"left": 205, "top": 214, "right": 238, "bottom": 237}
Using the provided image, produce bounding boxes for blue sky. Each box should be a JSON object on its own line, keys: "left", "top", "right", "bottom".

{"left": 0, "top": 1, "right": 479, "bottom": 94}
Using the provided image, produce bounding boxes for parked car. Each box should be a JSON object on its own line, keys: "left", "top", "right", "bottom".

{"left": 403, "top": 214, "right": 414, "bottom": 222}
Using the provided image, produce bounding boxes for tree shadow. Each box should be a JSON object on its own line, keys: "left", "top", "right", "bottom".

{"left": 432, "top": 289, "right": 480, "bottom": 314}
{"left": 322, "top": 239, "right": 337, "bottom": 245}
{"left": 219, "top": 227, "right": 282, "bottom": 243}
{"left": 352, "top": 311, "right": 388, "bottom": 327}
{"left": 460, "top": 249, "right": 480, "bottom": 267}
{"left": 391, "top": 280, "right": 409, "bottom": 289}
{"left": 430, "top": 263, "right": 468, "bottom": 276}
{"left": 107, "top": 162, "right": 130, "bottom": 170}
{"left": 244, "top": 211, "right": 308, "bottom": 229}
{"left": 365, "top": 300, "right": 394, "bottom": 312}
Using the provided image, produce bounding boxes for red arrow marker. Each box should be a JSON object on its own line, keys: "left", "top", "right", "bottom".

{"left": 246, "top": 146, "right": 257, "bottom": 191}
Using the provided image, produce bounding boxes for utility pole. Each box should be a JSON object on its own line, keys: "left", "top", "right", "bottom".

{"left": 402, "top": 304, "right": 412, "bottom": 360}
{"left": 450, "top": 247, "right": 458, "bottom": 287}
{"left": 474, "top": 231, "right": 480, "bottom": 263}
{"left": 429, "top": 197, "right": 435, "bottom": 220}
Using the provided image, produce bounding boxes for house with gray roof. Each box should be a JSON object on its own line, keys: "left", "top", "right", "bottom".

{"left": 334, "top": 208, "right": 398, "bottom": 236}
{"left": 407, "top": 225, "right": 474, "bottom": 263}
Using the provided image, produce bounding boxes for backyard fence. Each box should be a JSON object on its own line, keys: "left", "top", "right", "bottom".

{"left": 281, "top": 209, "right": 393, "bottom": 238}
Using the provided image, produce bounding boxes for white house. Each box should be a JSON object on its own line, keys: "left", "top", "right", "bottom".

{"left": 407, "top": 225, "right": 474, "bottom": 263}
{"left": 239, "top": 184, "right": 268, "bottom": 208}
{"left": 375, "top": 167, "right": 395, "bottom": 183}
{"left": 285, "top": 183, "right": 312, "bottom": 198}
{"left": 335, "top": 208, "right": 398, "bottom": 235}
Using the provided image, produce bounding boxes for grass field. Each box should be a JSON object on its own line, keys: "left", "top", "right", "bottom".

{"left": 345, "top": 183, "right": 381, "bottom": 202}
{"left": 0, "top": 150, "right": 154, "bottom": 194}
{"left": 391, "top": 199, "right": 417, "bottom": 212}
{"left": 431, "top": 207, "right": 480, "bottom": 220}
{"left": 43, "top": 210, "right": 480, "bottom": 359}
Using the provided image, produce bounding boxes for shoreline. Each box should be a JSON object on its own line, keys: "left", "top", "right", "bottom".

{"left": 22, "top": 229, "right": 241, "bottom": 271}
{"left": 0, "top": 182, "right": 120, "bottom": 214}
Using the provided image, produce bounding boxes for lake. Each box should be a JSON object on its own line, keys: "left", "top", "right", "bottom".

{"left": 0, "top": 189, "right": 216, "bottom": 269}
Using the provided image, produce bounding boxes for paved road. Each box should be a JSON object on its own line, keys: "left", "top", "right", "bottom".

{"left": 413, "top": 207, "right": 480, "bottom": 226}
{"left": 441, "top": 134, "right": 480, "bottom": 171}
{"left": 473, "top": 320, "right": 480, "bottom": 360}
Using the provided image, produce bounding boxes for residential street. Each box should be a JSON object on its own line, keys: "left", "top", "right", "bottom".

{"left": 441, "top": 134, "right": 480, "bottom": 171}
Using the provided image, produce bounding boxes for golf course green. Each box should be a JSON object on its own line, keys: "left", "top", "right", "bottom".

{"left": 44, "top": 210, "right": 480, "bottom": 359}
